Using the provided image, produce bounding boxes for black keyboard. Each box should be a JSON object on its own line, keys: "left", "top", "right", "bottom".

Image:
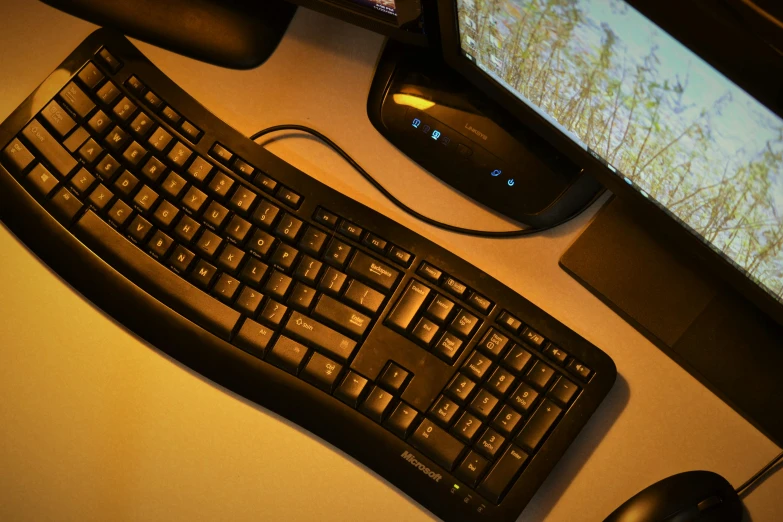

{"left": 0, "top": 30, "right": 616, "bottom": 522}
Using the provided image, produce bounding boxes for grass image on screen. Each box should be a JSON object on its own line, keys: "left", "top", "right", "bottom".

{"left": 348, "top": 0, "right": 397, "bottom": 16}
{"left": 457, "top": 0, "right": 783, "bottom": 303}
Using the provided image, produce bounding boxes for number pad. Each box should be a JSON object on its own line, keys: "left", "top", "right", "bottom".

{"left": 451, "top": 412, "right": 482, "bottom": 444}
{"left": 462, "top": 351, "right": 493, "bottom": 381}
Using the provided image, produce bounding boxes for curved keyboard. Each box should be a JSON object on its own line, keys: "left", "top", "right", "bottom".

{"left": 0, "top": 29, "right": 616, "bottom": 522}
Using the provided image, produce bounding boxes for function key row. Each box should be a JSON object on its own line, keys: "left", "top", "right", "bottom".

{"left": 313, "top": 206, "right": 413, "bottom": 268}
{"left": 495, "top": 310, "right": 593, "bottom": 382}
{"left": 209, "top": 142, "right": 302, "bottom": 209}
{"left": 417, "top": 261, "right": 493, "bottom": 315}
{"left": 124, "top": 75, "right": 203, "bottom": 143}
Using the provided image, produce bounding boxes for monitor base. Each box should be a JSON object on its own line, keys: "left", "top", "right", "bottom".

{"left": 40, "top": 0, "right": 297, "bottom": 69}
{"left": 561, "top": 197, "right": 783, "bottom": 446}
{"left": 367, "top": 40, "right": 603, "bottom": 228}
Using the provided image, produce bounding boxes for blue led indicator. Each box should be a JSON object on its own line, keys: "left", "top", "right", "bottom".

{"left": 507, "top": 179, "right": 515, "bottom": 187}
{"left": 491, "top": 169, "right": 502, "bottom": 177}
{"left": 412, "top": 118, "right": 421, "bottom": 129}
{"left": 441, "top": 136, "right": 451, "bottom": 146}
{"left": 431, "top": 130, "right": 441, "bottom": 140}
{"left": 421, "top": 124, "right": 431, "bottom": 133}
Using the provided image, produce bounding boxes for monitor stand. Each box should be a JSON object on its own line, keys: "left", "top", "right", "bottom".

{"left": 560, "top": 197, "right": 783, "bottom": 446}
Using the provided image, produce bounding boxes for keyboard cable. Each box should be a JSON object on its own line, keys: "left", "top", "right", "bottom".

{"left": 250, "top": 124, "right": 605, "bottom": 239}
{"left": 735, "top": 449, "right": 783, "bottom": 498}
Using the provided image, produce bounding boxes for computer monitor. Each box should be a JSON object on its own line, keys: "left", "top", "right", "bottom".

{"left": 439, "top": 0, "right": 783, "bottom": 327}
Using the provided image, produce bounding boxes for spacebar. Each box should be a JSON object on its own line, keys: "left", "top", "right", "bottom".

{"left": 73, "top": 210, "right": 241, "bottom": 340}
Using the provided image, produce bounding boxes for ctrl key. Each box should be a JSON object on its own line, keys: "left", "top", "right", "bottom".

{"left": 477, "top": 445, "right": 529, "bottom": 504}
{"left": 410, "top": 419, "right": 465, "bottom": 471}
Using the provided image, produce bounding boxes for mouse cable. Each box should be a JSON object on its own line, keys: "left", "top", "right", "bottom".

{"left": 250, "top": 124, "right": 604, "bottom": 239}
{"left": 735, "top": 449, "right": 783, "bottom": 498}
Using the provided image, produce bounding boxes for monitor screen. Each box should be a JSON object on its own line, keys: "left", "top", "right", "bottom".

{"left": 457, "top": 0, "right": 783, "bottom": 304}
{"left": 346, "top": 0, "right": 398, "bottom": 17}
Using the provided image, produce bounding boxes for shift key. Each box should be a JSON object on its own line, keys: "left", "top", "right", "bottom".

{"left": 22, "top": 119, "right": 77, "bottom": 177}
{"left": 284, "top": 311, "right": 357, "bottom": 362}
{"left": 312, "top": 295, "right": 371, "bottom": 338}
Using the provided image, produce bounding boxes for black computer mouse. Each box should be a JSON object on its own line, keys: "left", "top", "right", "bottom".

{"left": 604, "top": 470, "right": 744, "bottom": 522}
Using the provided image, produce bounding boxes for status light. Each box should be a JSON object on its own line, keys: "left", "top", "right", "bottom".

{"left": 432, "top": 130, "right": 441, "bottom": 140}
{"left": 411, "top": 118, "right": 421, "bottom": 129}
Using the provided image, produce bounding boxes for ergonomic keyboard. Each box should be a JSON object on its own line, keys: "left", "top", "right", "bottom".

{"left": 0, "top": 30, "right": 616, "bottom": 522}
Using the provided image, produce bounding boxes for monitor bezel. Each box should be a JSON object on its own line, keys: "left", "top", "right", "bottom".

{"left": 438, "top": 0, "right": 783, "bottom": 326}
{"left": 287, "top": 0, "right": 428, "bottom": 45}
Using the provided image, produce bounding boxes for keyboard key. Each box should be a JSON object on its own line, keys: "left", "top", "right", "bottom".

{"left": 195, "top": 229, "right": 222, "bottom": 258}
{"left": 140, "top": 156, "right": 166, "bottom": 183}
{"left": 386, "top": 280, "right": 430, "bottom": 332}
{"left": 148, "top": 230, "right": 173, "bottom": 258}
{"left": 515, "top": 399, "right": 562, "bottom": 452}
{"left": 508, "top": 383, "right": 539, "bottom": 414}
{"left": 228, "top": 185, "right": 257, "bottom": 215}
{"left": 548, "top": 376, "right": 579, "bottom": 407}
{"left": 263, "top": 270, "right": 293, "bottom": 301}
{"left": 313, "top": 207, "right": 338, "bottom": 228}
{"left": 253, "top": 172, "right": 278, "bottom": 193}
{"left": 259, "top": 299, "right": 287, "bottom": 327}
{"left": 78, "top": 62, "right": 104, "bottom": 90}
{"left": 180, "top": 120, "right": 202, "bottom": 142}
{"left": 469, "top": 388, "right": 500, "bottom": 420}
{"left": 96, "top": 81, "right": 120, "bottom": 105}
{"left": 182, "top": 186, "right": 208, "bottom": 215}
{"left": 107, "top": 199, "right": 133, "bottom": 227}
{"left": 293, "top": 256, "right": 323, "bottom": 286}
{"left": 234, "top": 286, "right": 264, "bottom": 316}
{"left": 343, "top": 279, "right": 384, "bottom": 315}
{"left": 384, "top": 403, "right": 419, "bottom": 439}
{"left": 346, "top": 251, "right": 399, "bottom": 292}
{"left": 450, "top": 309, "right": 480, "bottom": 338}
{"left": 69, "top": 168, "right": 96, "bottom": 196}
{"left": 105, "top": 126, "right": 129, "bottom": 151}
{"left": 186, "top": 156, "right": 212, "bottom": 183}
{"left": 301, "top": 352, "right": 343, "bottom": 393}
{"left": 442, "top": 276, "right": 467, "bottom": 298}
{"left": 334, "top": 371, "right": 369, "bottom": 408}
{"left": 122, "top": 141, "right": 148, "bottom": 167}
{"left": 426, "top": 294, "right": 455, "bottom": 323}
{"left": 274, "top": 213, "right": 303, "bottom": 242}
{"left": 446, "top": 374, "right": 476, "bottom": 404}
{"left": 251, "top": 199, "right": 280, "bottom": 229}
{"left": 462, "top": 351, "right": 493, "bottom": 381}
{"left": 125, "top": 75, "right": 145, "bottom": 95}
{"left": 87, "top": 110, "right": 111, "bottom": 136}
{"left": 452, "top": 412, "right": 483, "bottom": 444}
{"left": 87, "top": 183, "right": 114, "bottom": 211}
{"left": 210, "top": 142, "right": 233, "bottom": 163}
{"left": 338, "top": 220, "right": 362, "bottom": 240}
{"left": 174, "top": 215, "right": 201, "bottom": 243}
{"left": 492, "top": 405, "right": 524, "bottom": 436}
{"left": 97, "top": 48, "right": 122, "bottom": 72}
{"left": 161, "top": 106, "right": 181, "bottom": 125}
{"left": 432, "top": 332, "right": 464, "bottom": 363}
{"left": 284, "top": 310, "right": 357, "bottom": 362}
{"left": 41, "top": 100, "right": 76, "bottom": 137}
{"left": 484, "top": 358, "right": 513, "bottom": 391}
{"left": 269, "top": 243, "right": 299, "bottom": 272}
{"left": 161, "top": 172, "right": 187, "bottom": 200}
{"left": 410, "top": 419, "right": 465, "bottom": 471}
{"left": 417, "top": 262, "right": 442, "bottom": 283}
{"left": 167, "top": 141, "right": 193, "bottom": 168}
{"left": 360, "top": 386, "right": 394, "bottom": 423}
{"left": 478, "top": 445, "right": 529, "bottom": 504}
{"left": 26, "top": 164, "right": 58, "bottom": 197}
{"left": 226, "top": 215, "right": 252, "bottom": 243}
{"left": 363, "top": 233, "right": 387, "bottom": 253}
{"left": 22, "top": 119, "right": 77, "bottom": 176}
{"left": 497, "top": 311, "right": 523, "bottom": 333}
{"left": 412, "top": 317, "right": 439, "bottom": 347}
{"left": 455, "top": 451, "right": 490, "bottom": 488}
{"left": 298, "top": 226, "right": 327, "bottom": 257}
{"left": 479, "top": 329, "right": 510, "bottom": 358}
{"left": 233, "top": 319, "right": 274, "bottom": 357}
{"left": 503, "top": 344, "right": 533, "bottom": 374}
{"left": 1, "top": 138, "right": 35, "bottom": 174}
{"left": 277, "top": 186, "right": 301, "bottom": 208}
{"left": 429, "top": 395, "right": 460, "bottom": 427}
{"left": 59, "top": 81, "right": 94, "bottom": 118}
{"left": 312, "top": 295, "right": 370, "bottom": 338}
{"left": 544, "top": 343, "right": 569, "bottom": 365}
{"left": 113, "top": 96, "right": 137, "bottom": 122}
{"left": 127, "top": 215, "right": 152, "bottom": 243}
{"left": 567, "top": 359, "right": 593, "bottom": 381}
{"left": 148, "top": 126, "right": 173, "bottom": 153}
{"left": 49, "top": 188, "right": 83, "bottom": 223}
{"left": 63, "top": 127, "right": 90, "bottom": 153}
{"left": 475, "top": 428, "right": 505, "bottom": 460}
{"left": 204, "top": 201, "right": 230, "bottom": 229}
{"left": 217, "top": 243, "right": 245, "bottom": 273}
{"left": 78, "top": 138, "right": 103, "bottom": 164}
{"left": 212, "top": 273, "right": 240, "bottom": 303}
{"left": 521, "top": 327, "right": 546, "bottom": 348}
{"left": 526, "top": 360, "right": 556, "bottom": 390}
{"left": 168, "top": 244, "right": 195, "bottom": 273}
{"left": 267, "top": 335, "right": 308, "bottom": 375}
{"left": 143, "top": 90, "right": 163, "bottom": 111}
{"left": 130, "top": 112, "right": 153, "bottom": 138}
{"left": 286, "top": 276, "right": 323, "bottom": 310}
{"left": 239, "top": 257, "right": 268, "bottom": 287}
{"left": 324, "top": 238, "right": 352, "bottom": 268}
{"left": 248, "top": 229, "right": 275, "bottom": 257}
{"left": 377, "top": 362, "right": 410, "bottom": 393}
{"left": 113, "top": 170, "right": 139, "bottom": 198}
{"left": 387, "top": 245, "right": 412, "bottom": 267}
{"left": 468, "top": 292, "right": 493, "bottom": 314}
{"left": 317, "top": 267, "right": 347, "bottom": 296}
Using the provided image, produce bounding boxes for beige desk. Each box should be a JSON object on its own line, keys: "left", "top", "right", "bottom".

{"left": 0, "top": 3, "right": 780, "bottom": 521}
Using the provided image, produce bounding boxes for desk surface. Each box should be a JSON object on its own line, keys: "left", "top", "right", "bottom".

{"left": 0, "top": 3, "right": 780, "bottom": 521}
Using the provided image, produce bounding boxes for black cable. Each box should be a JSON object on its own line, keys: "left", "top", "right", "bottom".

{"left": 250, "top": 124, "right": 604, "bottom": 238}
{"left": 735, "top": 450, "right": 783, "bottom": 497}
